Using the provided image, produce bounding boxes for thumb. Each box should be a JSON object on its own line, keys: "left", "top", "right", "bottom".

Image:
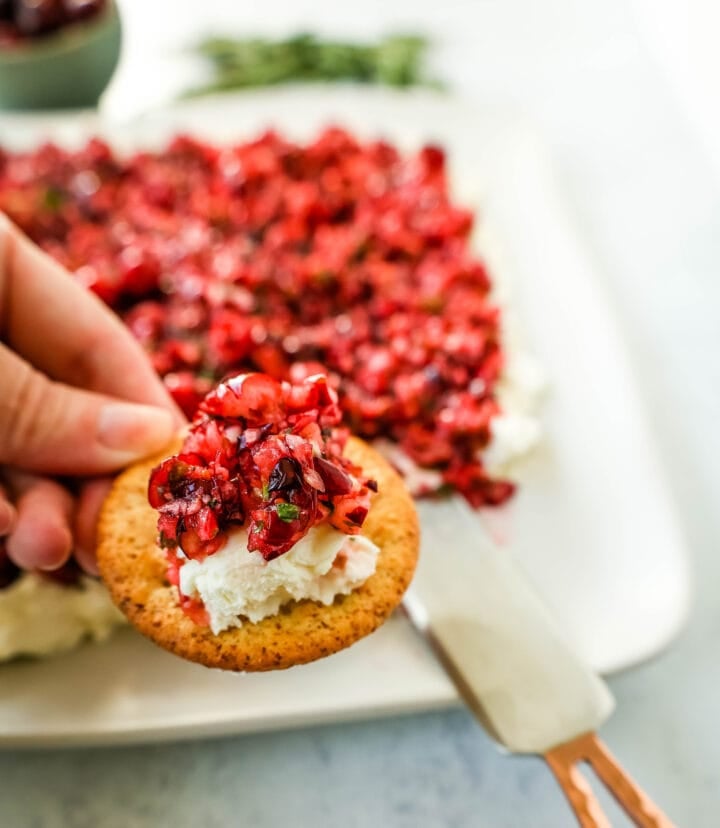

{"left": 0, "top": 343, "right": 177, "bottom": 475}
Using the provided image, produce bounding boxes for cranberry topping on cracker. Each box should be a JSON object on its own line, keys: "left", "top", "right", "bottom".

{"left": 148, "top": 372, "right": 376, "bottom": 568}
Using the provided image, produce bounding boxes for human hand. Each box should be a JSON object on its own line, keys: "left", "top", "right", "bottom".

{"left": 0, "top": 215, "right": 184, "bottom": 575}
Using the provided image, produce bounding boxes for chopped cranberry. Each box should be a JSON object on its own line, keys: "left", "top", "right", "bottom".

{"left": 179, "top": 592, "right": 210, "bottom": 626}
{"left": 0, "top": 128, "right": 516, "bottom": 509}
{"left": 267, "top": 457, "right": 303, "bottom": 494}
{"left": 148, "top": 373, "right": 376, "bottom": 574}
{"left": 162, "top": 372, "right": 213, "bottom": 421}
{"left": 200, "top": 373, "right": 284, "bottom": 426}
{"left": 313, "top": 456, "right": 353, "bottom": 495}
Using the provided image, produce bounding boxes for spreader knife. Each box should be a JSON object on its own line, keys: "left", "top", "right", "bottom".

{"left": 406, "top": 498, "right": 674, "bottom": 828}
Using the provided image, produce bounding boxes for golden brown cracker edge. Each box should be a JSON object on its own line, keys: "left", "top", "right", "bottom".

{"left": 97, "top": 436, "right": 419, "bottom": 671}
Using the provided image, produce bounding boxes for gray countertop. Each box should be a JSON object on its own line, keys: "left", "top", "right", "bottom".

{"left": 3, "top": 1, "right": 719, "bottom": 825}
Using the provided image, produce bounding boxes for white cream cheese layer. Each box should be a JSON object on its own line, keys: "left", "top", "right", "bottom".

{"left": 482, "top": 338, "right": 545, "bottom": 476}
{"left": 0, "top": 573, "right": 125, "bottom": 662}
{"left": 179, "top": 523, "right": 379, "bottom": 634}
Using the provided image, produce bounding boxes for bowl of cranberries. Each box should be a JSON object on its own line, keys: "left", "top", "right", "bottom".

{"left": 0, "top": 0, "right": 120, "bottom": 110}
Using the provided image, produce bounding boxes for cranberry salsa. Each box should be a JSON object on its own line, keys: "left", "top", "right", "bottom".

{"left": 0, "top": 128, "right": 514, "bottom": 509}
{"left": 151, "top": 372, "right": 374, "bottom": 559}
{"left": 149, "top": 372, "right": 376, "bottom": 623}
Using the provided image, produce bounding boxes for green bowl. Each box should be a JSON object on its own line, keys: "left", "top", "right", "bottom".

{"left": 0, "top": 2, "right": 122, "bottom": 110}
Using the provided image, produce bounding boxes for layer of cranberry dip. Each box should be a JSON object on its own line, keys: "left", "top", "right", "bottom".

{"left": 0, "top": 129, "right": 540, "bottom": 509}
{"left": 148, "top": 371, "right": 380, "bottom": 634}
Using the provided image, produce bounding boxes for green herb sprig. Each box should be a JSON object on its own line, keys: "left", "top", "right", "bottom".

{"left": 187, "top": 33, "right": 438, "bottom": 97}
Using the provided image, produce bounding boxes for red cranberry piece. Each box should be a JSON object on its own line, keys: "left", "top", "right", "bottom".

{"left": 284, "top": 373, "right": 336, "bottom": 414}
{"left": 163, "top": 372, "right": 212, "bottom": 420}
{"left": 178, "top": 527, "right": 226, "bottom": 560}
{"left": 74, "top": 264, "right": 120, "bottom": 307}
{"left": 247, "top": 503, "right": 311, "bottom": 561}
{"left": 188, "top": 505, "right": 220, "bottom": 542}
{"left": 118, "top": 245, "right": 161, "bottom": 296}
{"left": 267, "top": 457, "right": 302, "bottom": 494}
{"left": 63, "top": 0, "right": 105, "bottom": 22}
{"left": 329, "top": 492, "right": 370, "bottom": 533}
{"left": 201, "top": 373, "right": 283, "bottom": 425}
{"left": 15, "top": 0, "right": 64, "bottom": 36}
{"left": 313, "top": 456, "right": 352, "bottom": 495}
{"left": 148, "top": 457, "right": 183, "bottom": 508}
{"left": 207, "top": 309, "right": 253, "bottom": 367}
{"left": 179, "top": 593, "right": 210, "bottom": 626}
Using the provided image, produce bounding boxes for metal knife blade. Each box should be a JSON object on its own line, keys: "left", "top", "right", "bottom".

{"left": 407, "top": 497, "right": 615, "bottom": 754}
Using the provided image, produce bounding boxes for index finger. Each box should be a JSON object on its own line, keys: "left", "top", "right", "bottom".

{"left": 0, "top": 215, "right": 183, "bottom": 422}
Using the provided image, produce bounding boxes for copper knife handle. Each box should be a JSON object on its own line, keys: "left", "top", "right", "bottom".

{"left": 545, "top": 732, "right": 675, "bottom": 828}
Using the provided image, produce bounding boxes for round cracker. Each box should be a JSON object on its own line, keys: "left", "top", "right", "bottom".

{"left": 97, "top": 436, "right": 419, "bottom": 671}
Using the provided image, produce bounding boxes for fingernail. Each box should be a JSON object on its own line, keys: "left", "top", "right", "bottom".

{"left": 8, "top": 523, "right": 72, "bottom": 573}
{"left": 97, "top": 403, "right": 176, "bottom": 457}
{"left": 37, "top": 541, "right": 73, "bottom": 572}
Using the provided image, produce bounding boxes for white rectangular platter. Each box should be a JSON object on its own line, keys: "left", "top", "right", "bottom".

{"left": 0, "top": 88, "right": 690, "bottom": 747}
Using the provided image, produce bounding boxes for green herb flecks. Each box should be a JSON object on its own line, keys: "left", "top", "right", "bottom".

{"left": 158, "top": 531, "right": 177, "bottom": 550}
{"left": 276, "top": 502, "right": 301, "bottom": 523}
{"left": 42, "top": 186, "right": 65, "bottom": 211}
